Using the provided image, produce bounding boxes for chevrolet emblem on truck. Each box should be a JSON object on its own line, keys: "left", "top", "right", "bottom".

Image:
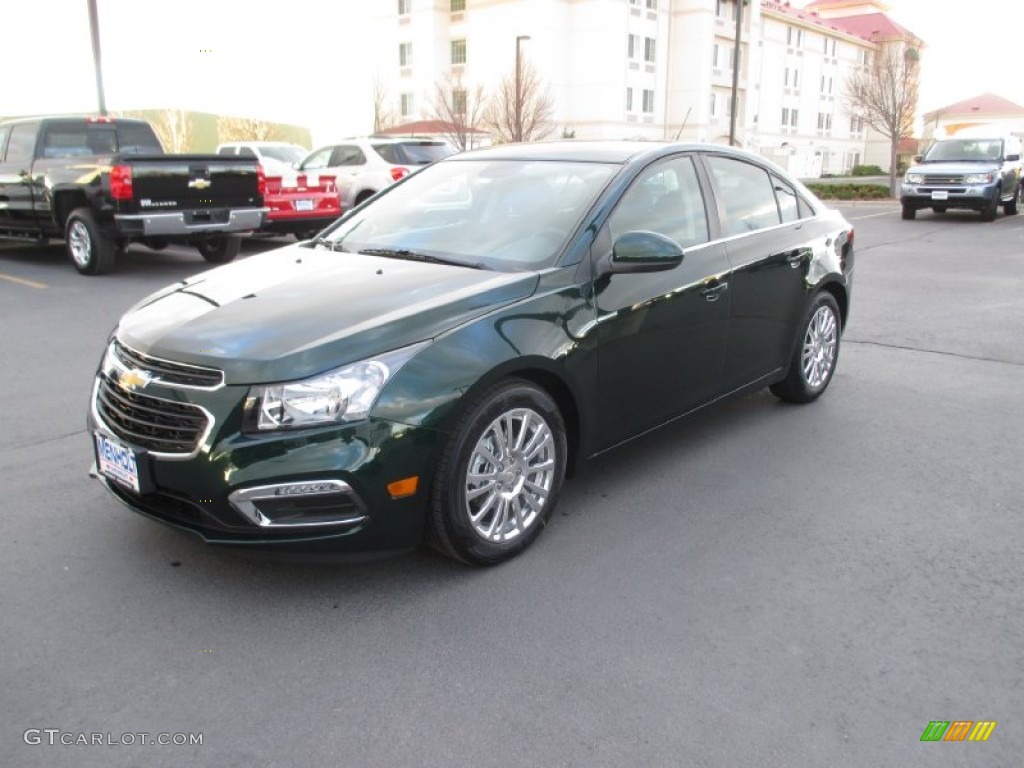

{"left": 118, "top": 369, "right": 152, "bottom": 391}
{"left": 188, "top": 178, "right": 212, "bottom": 190}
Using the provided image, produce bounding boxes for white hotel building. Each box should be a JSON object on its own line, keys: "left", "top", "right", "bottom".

{"left": 356, "top": 0, "right": 912, "bottom": 176}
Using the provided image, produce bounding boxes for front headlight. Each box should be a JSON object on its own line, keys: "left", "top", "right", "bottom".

{"left": 246, "top": 342, "right": 426, "bottom": 432}
{"left": 964, "top": 173, "right": 994, "bottom": 185}
{"left": 905, "top": 172, "right": 924, "bottom": 185}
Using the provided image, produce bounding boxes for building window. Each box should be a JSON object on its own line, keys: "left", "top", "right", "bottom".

{"left": 782, "top": 107, "right": 798, "bottom": 128}
{"left": 452, "top": 88, "right": 467, "bottom": 115}
{"left": 628, "top": 34, "right": 637, "bottom": 59}
{"left": 785, "top": 67, "right": 800, "bottom": 89}
{"left": 401, "top": 93, "right": 414, "bottom": 117}
{"left": 450, "top": 0, "right": 465, "bottom": 11}
{"left": 713, "top": 44, "right": 719, "bottom": 69}
{"left": 787, "top": 26, "right": 804, "bottom": 48}
{"left": 398, "top": 0, "right": 411, "bottom": 15}
{"left": 850, "top": 115, "right": 864, "bottom": 134}
{"left": 399, "top": 42, "right": 412, "bottom": 67}
{"left": 644, "top": 37, "right": 656, "bottom": 63}
{"left": 642, "top": 89, "right": 654, "bottom": 114}
{"left": 626, "top": 87, "right": 634, "bottom": 111}
{"left": 629, "top": 0, "right": 640, "bottom": 5}
{"left": 709, "top": 92, "right": 717, "bottom": 117}
{"left": 790, "top": 108, "right": 799, "bottom": 127}
{"left": 716, "top": 0, "right": 728, "bottom": 18}
{"left": 451, "top": 39, "right": 466, "bottom": 65}
{"left": 646, "top": 0, "right": 658, "bottom": 8}
{"left": 823, "top": 37, "right": 836, "bottom": 57}
{"left": 817, "top": 112, "right": 832, "bottom": 132}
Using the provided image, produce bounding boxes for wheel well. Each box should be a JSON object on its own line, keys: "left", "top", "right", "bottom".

{"left": 504, "top": 368, "right": 582, "bottom": 478}
{"left": 820, "top": 282, "right": 848, "bottom": 329}
{"left": 53, "top": 192, "right": 89, "bottom": 229}
{"left": 355, "top": 190, "right": 376, "bottom": 205}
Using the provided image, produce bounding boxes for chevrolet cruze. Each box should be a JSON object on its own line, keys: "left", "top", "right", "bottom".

{"left": 89, "top": 141, "right": 854, "bottom": 565}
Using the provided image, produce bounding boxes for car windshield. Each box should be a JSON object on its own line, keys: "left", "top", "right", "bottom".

{"left": 260, "top": 145, "right": 307, "bottom": 164}
{"left": 923, "top": 138, "right": 1003, "bottom": 163}
{"left": 322, "top": 158, "right": 619, "bottom": 271}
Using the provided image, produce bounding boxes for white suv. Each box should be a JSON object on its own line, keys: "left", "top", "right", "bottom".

{"left": 297, "top": 136, "right": 455, "bottom": 210}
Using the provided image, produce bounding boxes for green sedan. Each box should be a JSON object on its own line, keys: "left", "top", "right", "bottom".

{"left": 88, "top": 141, "right": 854, "bottom": 565}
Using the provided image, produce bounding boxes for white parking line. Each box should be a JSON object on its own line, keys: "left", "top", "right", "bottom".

{"left": 848, "top": 209, "right": 900, "bottom": 220}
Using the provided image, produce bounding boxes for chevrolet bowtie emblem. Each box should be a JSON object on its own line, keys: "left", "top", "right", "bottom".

{"left": 118, "top": 369, "right": 151, "bottom": 391}
{"left": 188, "top": 178, "right": 212, "bottom": 190}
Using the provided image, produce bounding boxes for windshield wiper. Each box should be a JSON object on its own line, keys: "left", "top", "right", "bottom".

{"left": 307, "top": 236, "right": 343, "bottom": 251}
{"left": 359, "top": 247, "right": 484, "bottom": 269}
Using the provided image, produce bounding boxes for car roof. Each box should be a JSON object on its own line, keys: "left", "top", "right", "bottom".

{"left": 450, "top": 140, "right": 757, "bottom": 165}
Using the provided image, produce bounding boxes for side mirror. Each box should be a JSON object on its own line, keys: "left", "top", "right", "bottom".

{"left": 912, "top": 155, "right": 923, "bottom": 163}
{"left": 609, "top": 231, "right": 683, "bottom": 273}
{"left": 1006, "top": 153, "right": 1021, "bottom": 162}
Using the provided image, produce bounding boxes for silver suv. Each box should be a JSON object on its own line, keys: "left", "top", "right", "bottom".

{"left": 297, "top": 136, "right": 454, "bottom": 211}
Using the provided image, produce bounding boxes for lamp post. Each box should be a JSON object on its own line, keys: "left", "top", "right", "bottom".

{"left": 729, "top": 0, "right": 748, "bottom": 147}
{"left": 87, "top": 0, "right": 107, "bottom": 115}
{"left": 515, "top": 35, "right": 531, "bottom": 142}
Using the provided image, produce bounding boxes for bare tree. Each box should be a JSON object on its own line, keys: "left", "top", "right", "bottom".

{"left": 427, "top": 72, "right": 489, "bottom": 151}
{"left": 844, "top": 41, "right": 921, "bottom": 195}
{"left": 216, "top": 115, "right": 284, "bottom": 143}
{"left": 149, "top": 109, "right": 193, "bottom": 153}
{"left": 485, "top": 57, "right": 554, "bottom": 143}
{"left": 372, "top": 74, "right": 396, "bottom": 133}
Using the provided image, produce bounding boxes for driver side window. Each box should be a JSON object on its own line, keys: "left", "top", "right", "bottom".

{"left": 608, "top": 155, "right": 710, "bottom": 248}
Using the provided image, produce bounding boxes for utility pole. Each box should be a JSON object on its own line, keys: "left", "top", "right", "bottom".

{"left": 729, "top": 0, "right": 746, "bottom": 146}
{"left": 515, "top": 35, "right": 530, "bottom": 143}
{"left": 87, "top": 0, "right": 107, "bottom": 115}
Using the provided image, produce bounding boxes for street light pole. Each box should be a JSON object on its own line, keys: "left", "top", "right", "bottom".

{"left": 515, "top": 35, "right": 531, "bottom": 143}
{"left": 729, "top": 0, "right": 745, "bottom": 147}
{"left": 87, "top": 0, "right": 108, "bottom": 115}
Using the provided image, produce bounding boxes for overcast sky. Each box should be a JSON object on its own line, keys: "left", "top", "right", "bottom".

{"left": 3, "top": 0, "right": 1022, "bottom": 142}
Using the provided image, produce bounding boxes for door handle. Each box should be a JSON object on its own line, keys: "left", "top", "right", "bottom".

{"left": 786, "top": 252, "right": 803, "bottom": 268}
{"left": 700, "top": 281, "right": 728, "bottom": 302}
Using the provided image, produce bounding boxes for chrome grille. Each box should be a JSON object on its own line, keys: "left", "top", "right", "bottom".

{"left": 923, "top": 174, "right": 964, "bottom": 185}
{"left": 113, "top": 340, "right": 223, "bottom": 388}
{"left": 95, "top": 372, "right": 209, "bottom": 454}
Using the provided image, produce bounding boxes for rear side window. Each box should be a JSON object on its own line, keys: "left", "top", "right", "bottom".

{"left": 217, "top": 146, "right": 236, "bottom": 156}
{"left": 115, "top": 123, "right": 163, "bottom": 154}
{"left": 41, "top": 124, "right": 116, "bottom": 157}
{"left": 772, "top": 175, "right": 800, "bottom": 223}
{"left": 373, "top": 144, "right": 401, "bottom": 164}
{"left": 237, "top": 146, "right": 258, "bottom": 158}
{"left": 705, "top": 155, "right": 782, "bottom": 236}
{"left": 301, "top": 147, "right": 334, "bottom": 170}
{"left": 397, "top": 141, "right": 454, "bottom": 164}
{"left": 331, "top": 146, "right": 367, "bottom": 166}
{"left": 5, "top": 124, "right": 38, "bottom": 165}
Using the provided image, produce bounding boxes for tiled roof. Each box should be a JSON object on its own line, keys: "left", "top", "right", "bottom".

{"left": 825, "top": 12, "right": 916, "bottom": 42}
{"left": 922, "top": 93, "right": 1024, "bottom": 119}
{"left": 760, "top": 1, "right": 876, "bottom": 43}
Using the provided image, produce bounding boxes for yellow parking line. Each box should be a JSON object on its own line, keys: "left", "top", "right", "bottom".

{"left": 0, "top": 272, "right": 47, "bottom": 289}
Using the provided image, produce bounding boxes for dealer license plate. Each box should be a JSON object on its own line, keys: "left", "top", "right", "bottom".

{"left": 295, "top": 199, "right": 314, "bottom": 211}
{"left": 931, "top": 190, "right": 949, "bottom": 201}
{"left": 94, "top": 432, "right": 140, "bottom": 493}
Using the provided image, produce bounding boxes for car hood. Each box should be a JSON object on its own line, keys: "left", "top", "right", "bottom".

{"left": 908, "top": 161, "right": 1001, "bottom": 175}
{"left": 117, "top": 244, "right": 539, "bottom": 384}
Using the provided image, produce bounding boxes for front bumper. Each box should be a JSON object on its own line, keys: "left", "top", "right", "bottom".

{"left": 115, "top": 207, "right": 268, "bottom": 237}
{"left": 87, "top": 360, "right": 443, "bottom": 553}
{"left": 900, "top": 183, "right": 997, "bottom": 210}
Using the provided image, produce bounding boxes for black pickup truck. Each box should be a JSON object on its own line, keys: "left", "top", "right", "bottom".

{"left": 0, "top": 116, "right": 266, "bottom": 274}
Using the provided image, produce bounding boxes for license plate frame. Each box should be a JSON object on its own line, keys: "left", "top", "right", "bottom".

{"left": 931, "top": 190, "right": 949, "bottom": 201}
{"left": 94, "top": 432, "right": 145, "bottom": 494}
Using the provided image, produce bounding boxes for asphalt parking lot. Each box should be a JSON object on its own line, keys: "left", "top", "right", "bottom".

{"left": 2, "top": 204, "right": 1022, "bottom": 767}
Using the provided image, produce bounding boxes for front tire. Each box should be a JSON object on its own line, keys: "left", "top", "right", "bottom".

{"left": 981, "top": 190, "right": 999, "bottom": 222}
{"left": 1004, "top": 184, "right": 1021, "bottom": 216}
{"left": 65, "top": 208, "right": 116, "bottom": 275}
{"left": 901, "top": 204, "right": 916, "bottom": 220}
{"left": 770, "top": 292, "right": 841, "bottom": 404}
{"left": 428, "top": 380, "right": 567, "bottom": 565}
{"left": 196, "top": 235, "right": 241, "bottom": 263}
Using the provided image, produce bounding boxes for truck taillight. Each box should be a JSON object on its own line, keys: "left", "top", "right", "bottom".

{"left": 390, "top": 166, "right": 410, "bottom": 182}
{"left": 257, "top": 165, "right": 266, "bottom": 197}
{"left": 110, "top": 164, "right": 133, "bottom": 200}
{"left": 87, "top": 116, "right": 114, "bottom": 123}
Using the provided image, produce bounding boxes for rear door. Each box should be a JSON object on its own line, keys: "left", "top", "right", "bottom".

{"left": 702, "top": 153, "right": 813, "bottom": 391}
{"left": 595, "top": 153, "right": 732, "bottom": 448}
{"left": 0, "top": 122, "right": 40, "bottom": 233}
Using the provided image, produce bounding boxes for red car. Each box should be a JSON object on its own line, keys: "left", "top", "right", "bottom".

{"left": 261, "top": 170, "right": 343, "bottom": 239}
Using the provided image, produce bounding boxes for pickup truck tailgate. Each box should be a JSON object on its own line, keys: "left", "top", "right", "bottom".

{"left": 122, "top": 154, "right": 262, "bottom": 211}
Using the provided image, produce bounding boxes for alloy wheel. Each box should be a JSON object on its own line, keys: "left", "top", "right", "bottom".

{"left": 801, "top": 305, "right": 838, "bottom": 388}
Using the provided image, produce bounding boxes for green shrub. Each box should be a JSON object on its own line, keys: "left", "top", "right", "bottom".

{"left": 851, "top": 164, "right": 884, "bottom": 176}
{"left": 805, "top": 183, "right": 892, "bottom": 200}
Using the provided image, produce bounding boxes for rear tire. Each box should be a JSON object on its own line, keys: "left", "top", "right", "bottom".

{"left": 770, "top": 292, "right": 842, "bottom": 404}
{"left": 196, "top": 235, "right": 241, "bottom": 263}
{"left": 981, "top": 190, "right": 999, "bottom": 222}
{"left": 901, "top": 204, "right": 916, "bottom": 220}
{"left": 65, "top": 208, "right": 116, "bottom": 275}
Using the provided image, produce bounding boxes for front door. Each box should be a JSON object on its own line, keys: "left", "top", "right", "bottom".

{"left": 0, "top": 122, "right": 39, "bottom": 233}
